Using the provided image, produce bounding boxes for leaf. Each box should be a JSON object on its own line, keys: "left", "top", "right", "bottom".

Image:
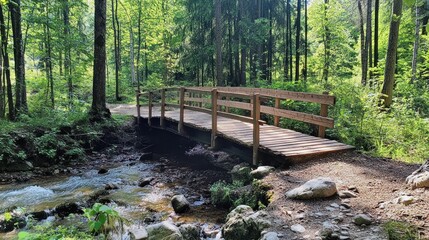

{"left": 99, "top": 205, "right": 111, "bottom": 212}
{"left": 18, "top": 231, "right": 30, "bottom": 240}
{"left": 4, "top": 212, "right": 12, "bottom": 221}
{"left": 403, "top": 0, "right": 415, "bottom": 7}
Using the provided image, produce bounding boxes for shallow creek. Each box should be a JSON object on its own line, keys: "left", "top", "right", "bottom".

{"left": 0, "top": 141, "right": 230, "bottom": 239}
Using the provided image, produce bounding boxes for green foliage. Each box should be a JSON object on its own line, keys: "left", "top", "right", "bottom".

{"left": 83, "top": 203, "right": 126, "bottom": 236}
{"left": 383, "top": 221, "right": 419, "bottom": 240}
{"left": 17, "top": 225, "right": 93, "bottom": 240}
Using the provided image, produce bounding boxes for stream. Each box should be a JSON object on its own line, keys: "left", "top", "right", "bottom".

{"left": 0, "top": 130, "right": 232, "bottom": 239}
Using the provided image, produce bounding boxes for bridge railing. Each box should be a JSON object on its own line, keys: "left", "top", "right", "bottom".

{"left": 137, "top": 87, "right": 336, "bottom": 165}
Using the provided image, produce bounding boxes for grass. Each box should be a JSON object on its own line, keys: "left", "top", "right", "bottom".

{"left": 383, "top": 221, "right": 420, "bottom": 240}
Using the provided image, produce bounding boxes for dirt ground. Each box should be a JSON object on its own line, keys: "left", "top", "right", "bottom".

{"left": 262, "top": 151, "right": 428, "bottom": 239}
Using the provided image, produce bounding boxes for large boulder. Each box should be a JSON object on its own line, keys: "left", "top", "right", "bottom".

{"left": 171, "top": 195, "right": 190, "bottom": 214}
{"left": 146, "top": 221, "right": 183, "bottom": 240}
{"left": 179, "top": 224, "right": 200, "bottom": 240}
{"left": 222, "top": 205, "right": 271, "bottom": 240}
{"left": 406, "top": 160, "right": 429, "bottom": 189}
{"left": 250, "top": 166, "right": 275, "bottom": 179}
{"left": 285, "top": 177, "right": 337, "bottom": 200}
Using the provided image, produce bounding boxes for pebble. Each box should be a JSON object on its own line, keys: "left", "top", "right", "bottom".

{"left": 291, "top": 224, "right": 306, "bottom": 233}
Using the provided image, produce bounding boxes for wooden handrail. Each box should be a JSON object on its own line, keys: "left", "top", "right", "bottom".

{"left": 136, "top": 86, "right": 337, "bottom": 164}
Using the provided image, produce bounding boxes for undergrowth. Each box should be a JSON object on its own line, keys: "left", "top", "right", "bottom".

{"left": 383, "top": 221, "right": 420, "bottom": 240}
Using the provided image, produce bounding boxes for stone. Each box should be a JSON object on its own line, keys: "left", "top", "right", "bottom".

{"left": 230, "top": 164, "right": 252, "bottom": 184}
{"left": 0, "top": 216, "right": 26, "bottom": 233}
{"left": 250, "top": 166, "right": 275, "bottom": 179}
{"left": 394, "top": 196, "right": 415, "bottom": 206}
{"left": 146, "top": 221, "right": 183, "bottom": 240}
{"left": 338, "top": 191, "right": 357, "bottom": 198}
{"left": 222, "top": 205, "right": 271, "bottom": 240}
{"left": 54, "top": 202, "right": 83, "bottom": 218}
{"left": 139, "top": 152, "right": 153, "bottom": 161}
{"left": 353, "top": 214, "right": 373, "bottom": 226}
{"left": 129, "top": 227, "right": 148, "bottom": 240}
{"left": 407, "top": 171, "right": 429, "bottom": 189}
{"left": 291, "top": 224, "right": 306, "bottom": 233}
{"left": 179, "top": 224, "right": 200, "bottom": 240}
{"left": 320, "top": 221, "right": 339, "bottom": 240}
{"left": 28, "top": 210, "right": 49, "bottom": 221}
{"left": 285, "top": 178, "right": 337, "bottom": 200}
{"left": 105, "top": 183, "right": 119, "bottom": 190}
{"left": 260, "top": 232, "right": 279, "bottom": 240}
{"left": 171, "top": 195, "right": 190, "bottom": 214}
{"left": 139, "top": 177, "right": 155, "bottom": 187}
{"left": 98, "top": 168, "right": 108, "bottom": 174}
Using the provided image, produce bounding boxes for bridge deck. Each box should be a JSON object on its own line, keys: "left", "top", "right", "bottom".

{"left": 110, "top": 104, "right": 354, "bottom": 159}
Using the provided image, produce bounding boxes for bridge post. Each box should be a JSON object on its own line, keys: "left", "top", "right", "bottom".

{"left": 318, "top": 91, "right": 329, "bottom": 138}
{"left": 179, "top": 87, "right": 185, "bottom": 134}
{"left": 136, "top": 90, "right": 141, "bottom": 125}
{"left": 161, "top": 88, "right": 166, "bottom": 128}
{"left": 252, "top": 93, "right": 260, "bottom": 165}
{"left": 148, "top": 91, "right": 153, "bottom": 126}
{"left": 211, "top": 88, "right": 218, "bottom": 149}
{"left": 274, "top": 98, "right": 280, "bottom": 127}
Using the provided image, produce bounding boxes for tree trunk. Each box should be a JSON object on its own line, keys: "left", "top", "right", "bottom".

{"left": 63, "top": 0, "right": 72, "bottom": 106}
{"left": 0, "top": 5, "right": 13, "bottom": 120}
{"left": 91, "top": 0, "right": 110, "bottom": 119}
{"left": 136, "top": 0, "right": 143, "bottom": 91}
{"left": 304, "top": 0, "right": 308, "bottom": 82}
{"left": 215, "top": 0, "right": 223, "bottom": 86}
{"left": 9, "top": 0, "right": 27, "bottom": 114}
{"left": 0, "top": 45, "right": 3, "bottom": 118}
{"left": 45, "top": 0, "right": 54, "bottom": 108}
{"left": 411, "top": 5, "right": 421, "bottom": 84}
{"left": 287, "top": 0, "right": 293, "bottom": 81}
{"left": 295, "top": 0, "right": 301, "bottom": 82}
{"left": 267, "top": 0, "right": 273, "bottom": 84}
{"left": 381, "top": 0, "right": 402, "bottom": 108}
{"left": 374, "top": 0, "right": 379, "bottom": 69}
{"left": 112, "top": 0, "right": 120, "bottom": 100}
{"left": 130, "top": 26, "right": 136, "bottom": 85}
{"left": 358, "top": 0, "right": 367, "bottom": 86}
{"left": 322, "top": 0, "right": 330, "bottom": 83}
{"left": 366, "top": 0, "right": 373, "bottom": 84}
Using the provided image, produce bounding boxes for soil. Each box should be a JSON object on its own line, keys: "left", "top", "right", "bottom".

{"left": 262, "top": 151, "right": 428, "bottom": 239}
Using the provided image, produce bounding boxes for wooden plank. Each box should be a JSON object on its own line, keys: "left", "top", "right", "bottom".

{"left": 184, "top": 105, "right": 212, "bottom": 115}
{"left": 211, "top": 89, "right": 218, "bottom": 148}
{"left": 271, "top": 142, "right": 347, "bottom": 152}
{"left": 263, "top": 140, "right": 338, "bottom": 148}
{"left": 185, "top": 88, "right": 211, "bottom": 95}
{"left": 184, "top": 97, "right": 211, "bottom": 104}
{"left": 218, "top": 91, "right": 252, "bottom": 99}
{"left": 253, "top": 94, "right": 260, "bottom": 165}
{"left": 217, "top": 99, "right": 252, "bottom": 111}
{"left": 179, "top": 88, "right": 185, "bottom": 134}
{"left": 218, "top": 112, "right": 265, "bottom": 125}
{"left": 274, "top": 98, "right": 280, "bottom": 126}
{"left": 161, "top": 89, "right": 166, "bottom": 128}
{"left": 319, "top": 91, "right": 329, "bottom": 138}
{"left": 148, "top": 91, "right": 153, "bottom": 126}
{"left": 280, "top": 145, "right": 354, "bottom": 156}
{"left": 260, "top": 105, "right": 334, "bottom": 128}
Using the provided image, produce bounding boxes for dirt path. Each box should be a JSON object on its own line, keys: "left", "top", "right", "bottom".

{"left": 261, "top": 151, "right": 428, "bottom": 239}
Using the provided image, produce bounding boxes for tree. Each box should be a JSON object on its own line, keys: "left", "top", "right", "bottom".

{"left": 295, "top": 0, "right": 301, "bottom": 82}
{"left": 0, "top": 4, "right": 14, "bottom": 120}
{"left": 214, "top": 0, "right": 223, "bottom": 86}
{"left": 90, "top": 0, "right": 110, "bottom": 119}
{"left": 381, "top": 0, "right": 403, "bottom": 108}
{"left": 9, "top": 0, "right": 27, "bottom": 114}
{"left": 411, "top": 1, "right": 423, "bottom": 83}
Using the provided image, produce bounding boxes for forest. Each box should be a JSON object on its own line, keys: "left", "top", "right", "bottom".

{"left": 0, "top": 0, "right": 428, "bottom": 239}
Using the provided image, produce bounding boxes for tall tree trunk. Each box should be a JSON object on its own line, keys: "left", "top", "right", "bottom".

{"left": 284, "top": 1, "right": 289, "bottom": 81}
{"left": 322, "top": 0, "right": 330, "bottom": 83}
{"left": 234, "top": 1, "right": 240, "bottom": 86}
{"left": 63, "top": 0, "right": 72, "bottom": 105}
{"left": 112, "top": 0, "right": 120, "bottom": 99}
{"left": 381, "top": 0, "right": 402, "bottom": 108}
{"left": 374, "top": 0, "right": 379, "bottom": 69}
{"left": 295, "top": 0, "right": 301, "bottom": 82}
{"left": 366, "top": 0, "right": 373, "bottom": 84}
{"left": 136, "top": 0, "right": 143, "bottom": 91}
{"left": 267, "top": 0, "right": 273, "bottom": 84}
{"left": 130, "top": 27, "right": 136, "bottom": 85}
{"left": 304, "top": 0, "right": 308, "bottom": 82}
{"left": 411, "top": 5, "right": 421, "bottom": 84}
{"left": 0, "top": 5, "right": 13, "bottom": 120}
{"left": 358, "top": 0, "right": 367, "bottom": 86}
{"left": 227, "top": 10, "right": 234, "bottom": 86}
{"left": 240, "top": 0, "right": 246, "bottom": 86}
{"left": 45, "top": 1, "right": 54, "bottom": 108}
{"left": 0, "top": 45, "right": 3, "bottom": 118}
{"left": 91, "top": 0, "right": 110, "bottom": 119}
{"left": 215, "top": 0, "right": 223, "bottom": 86}
{"left": 9, "top": 0, "right": 27, "bottom": 114}
{"left": 287, "top": 0, "right": 293, "bottom": 81}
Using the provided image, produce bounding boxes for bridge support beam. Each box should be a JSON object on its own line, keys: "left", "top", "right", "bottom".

{"left": 179, "top": 87, "right": 185, "bottom": 134}
{"left": 211, "top": 88, "right": 218, "bottom": 149}
{"left": 252, "top": 93, "right": 260, "bottom": 165}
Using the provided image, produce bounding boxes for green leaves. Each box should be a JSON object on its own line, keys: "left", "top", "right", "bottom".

{"left": 83, "top": 203, "right": 126, "bottom": 235}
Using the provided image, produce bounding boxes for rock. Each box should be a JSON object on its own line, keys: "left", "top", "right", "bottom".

{"left": 250, "top": 166, "right": 275, "bottom": 179}
{"left": 171, "top": 195, "right": 190, "bottom": 214}
{"left": 139, "top": 152, "right": 153, "bottom": 161}
{"left": 179, "top": 224, "right": 200, "bottom": 240}
{"left": 320, "top": 221, "right": 339, "bottom": 240}
{"left": 406, "top": 171, "right": 429, "bottom": 189}
{"left": 353, "top": 214, "right": 373, "bottom": 226}
{"left": 394, "top": 196, "right": 415, "bottom": 206}
{"left": 28, "top": 210, "right": 49, "bottom": 221}
{"left": 54, "top": 202, "right": 83, "bottom": 218}
{"left": 338, "top": 190, "right": 357, "bottom": 198}
{"left": 260, "top": 232, "right": 279, "bottom": 240}
{"left": 230, "top": 164, "right": 252, "bottom": 184}
{"left": 222, "top": 205, "right": 271, "bottom": 240}
{"left": 129, "top": 227, "right": 148, "bottom": 240}
{"left": 290, "top": 224, "right": 306, "bottom": 233}
{"left": 1, "top": 161, "right": 34, "bottom": 172}
{"left": 53, "top": 169, "right": 60, "bottom": 175}
{"left": 139, "top": 177, "right": 155, "bottom": 187}
{"left": 98, "top": 168, "right": 108, "bottom": 174}
{"left": 0, "top": 216, "right": 26, "bottom": 233}
{"left": 105, "top": 183, "right": 119, "bottom": 190}
{"left": 146, "top": 221, "right": 183, "bottom": 240}
{"left": 286, "top": 178, "right": 337, "bottom": 200}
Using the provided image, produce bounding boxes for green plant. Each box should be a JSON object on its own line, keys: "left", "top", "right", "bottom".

{"left": 83, "top": 203, "right": 127, "bottom": 237}
{"left": 383, "top": 221, "right": 420, "bottom": 240}
{"left": 18, "top": 225, "right": 93, "bottom": 240}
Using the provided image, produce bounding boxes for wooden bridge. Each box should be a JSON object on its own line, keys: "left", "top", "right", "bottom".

{"left": 124, "top": 87, "right": 354, "bottom": 165}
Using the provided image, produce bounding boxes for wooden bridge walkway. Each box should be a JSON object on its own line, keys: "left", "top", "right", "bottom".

{"left": 112, "top": 87, "right": 354, "bottom": 164}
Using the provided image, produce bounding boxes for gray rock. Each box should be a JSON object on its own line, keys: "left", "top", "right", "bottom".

{"left": 250, "top": 166, "right": 275, "bottom": 179}
{"left": 231, "top": 164, "right": 252, "bottom": 184}
{"left": 129, "top": 227, "right": 148, "bottom": 240}
{"left": 353, "top": 214, "right": 373, "bottom": 226}
{"left": 146, "top": 221, "right": 183, "bottom": 240}
{"left": 222, "top": 205, "right": 271, "bottom": 240}
{"left": 393, "top": 196, "right": 415, "bottom": 206}
{"left": 260, "top": 232, "right": 279, "bottom": 240}
{"left": 286, "top": 178, "right": 337, "bottom": 200}
{"left": 291, "top": 224, "right": 306, "bottom": 233}
{"left": 320, "top": 221, "right": 339, "bottom": 240}
{"left": 338, "top": 190, "right": 357, "bottom": 198}
{"left": 139, "top": 177, "right": 155, "bottom": 187}
{"left": 171, "top": 195, "right": 190, "bottom": 214}
{"left": 179, "top": 224, "right": 200, "bottom": 240}
{"left": 406, "top": 160, "right": 429, "bottom": 189}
